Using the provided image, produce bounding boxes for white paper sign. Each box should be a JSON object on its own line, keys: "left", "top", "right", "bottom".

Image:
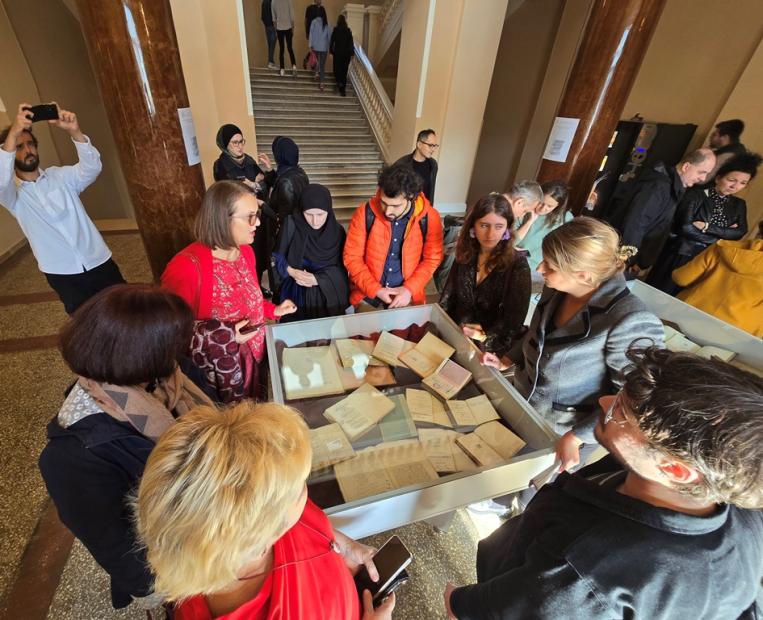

{"left": 177, "top": 107, "right": 201, "bottom": 166}
{"left": 542, "top": 116, "right": 580, "bottom": 163}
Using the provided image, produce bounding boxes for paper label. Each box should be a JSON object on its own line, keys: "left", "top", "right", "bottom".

{"left": 177, "top": 107, "right": 201, "bottom": 166}
{"left": 543, "top": 116, "right": 580, "bottom": 163}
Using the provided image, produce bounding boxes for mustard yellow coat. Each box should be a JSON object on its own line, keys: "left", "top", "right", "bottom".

{"left": 673, "top": 239, "right": 763, "bottom": 337}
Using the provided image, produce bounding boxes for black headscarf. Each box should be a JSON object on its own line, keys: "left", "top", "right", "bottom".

{"left": 287, "top": 184, "right": 344, "bottom": 267}
{"left": 216, "top": 124, "right": 245, "bottom": 165}
{"left": 272, "top": 136, "right": 299, "bottom": 177}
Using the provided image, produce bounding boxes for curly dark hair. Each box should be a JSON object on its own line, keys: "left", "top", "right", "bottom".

{"left": 621, "top": 346, "right": 763, "bottom": 509}
{"left": 715, "top": 151, "right": 762, "bottom": 181}
{"left": 455, "top": 193, "right": 516, "bottom": 273}
{"left": 377, "top": 163, "right": 423, "bottom": 201}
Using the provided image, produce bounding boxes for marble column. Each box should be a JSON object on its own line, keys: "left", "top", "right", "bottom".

{"left": 75, "top": 0, "right": 206, "bottom": 279}
{"left": 537, "top": 0, "right": 666, "bottom": 214}
{"left": 365, "top": 5, "right": 383, "bottom": 61}
{"left": 343, "top": 3, "right": 367, "bottom": 50}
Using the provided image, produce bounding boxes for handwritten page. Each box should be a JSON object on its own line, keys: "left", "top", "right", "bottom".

{"left": 281, "top": 346, "right": 345, "bottom": 400}
{"left": 372, "top": 332, "right": 415, "bottom": 367}
{"left": 423, "top": 359, "right": 472, "bottom": 400}
{"left": 324, "top": 383, "right": 395, "bottom": 441}
{"left": 474, "top": 421, "right": 525, "bottom": 460}
{"left": 431, "top": 397, "right": 454, "bottom": 428}
{"left": 418, "top": 428, "right": 460, "bottom": 473}
{"left": 309, "top": 423, "right": 355, "bottom": 471}
{"left": 405, "top": 388, "right": 434, "bottom": 424}
{"left": 399, "top": 332, "right": 455, "bottom": 378}
{"left": 456, "top": 432, "right": 504, "bottom": 468}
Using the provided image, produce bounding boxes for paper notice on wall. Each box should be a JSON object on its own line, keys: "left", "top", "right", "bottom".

{"left": 177, "top": 107, "right": 201, "bottom": 166}
{"left": 542, "top": 117, "right": 580, "bottom": 163}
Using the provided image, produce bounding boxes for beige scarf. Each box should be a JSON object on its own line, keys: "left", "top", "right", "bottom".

{"left": 77, "top": 367, "right": 215, "bottom": 441}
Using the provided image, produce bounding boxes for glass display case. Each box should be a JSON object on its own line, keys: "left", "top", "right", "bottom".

{"left": 266, "top": 304, "right": 557, "bottom": 538}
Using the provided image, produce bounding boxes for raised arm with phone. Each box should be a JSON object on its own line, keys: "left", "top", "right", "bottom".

{"left": 0, "top": 102, "right": 124, "bottom": 314}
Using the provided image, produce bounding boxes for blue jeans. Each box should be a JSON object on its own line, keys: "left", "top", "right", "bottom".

{"left": 316, "top": 51, "right": 328, "bottom": 84}
{"left": 265, "top": 25, "right": 276, "bottom": 64}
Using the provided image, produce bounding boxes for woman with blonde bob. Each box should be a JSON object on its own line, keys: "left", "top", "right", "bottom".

{"left": 483, "top": 217, "right": 664, "bottom": 476}
{"left": 135, "top": 402, "right": 394, "bottom": 620}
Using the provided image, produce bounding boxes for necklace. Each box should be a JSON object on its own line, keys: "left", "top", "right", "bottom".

{"left": 237, "top": 521, "right": 341, "bottom": 582}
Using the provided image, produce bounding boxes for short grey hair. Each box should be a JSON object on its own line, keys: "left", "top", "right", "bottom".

{"left": 506, "top": 180, "right": 543, "bottom": 205}
{"left": 681, "top": 148, "right": 714, "bottom": 166}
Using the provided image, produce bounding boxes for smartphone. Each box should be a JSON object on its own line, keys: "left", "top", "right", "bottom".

{"left": 27, "top": 104, "right": 59, "bottom": 122}
{"left": 239, "top": 321, "right": 265, "bottom": 335}
{"left": 355, "top": 536, "right": 412, "bottom": 607}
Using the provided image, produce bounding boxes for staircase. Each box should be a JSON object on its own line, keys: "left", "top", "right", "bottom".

{"left": 250, "top": 67, "right": 385, "bottom": 222}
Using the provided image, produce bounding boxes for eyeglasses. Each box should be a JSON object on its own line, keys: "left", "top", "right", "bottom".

{"left": 603, "top": 394, "right": 630, "bottom": 428}
{"left": 231, "top": 211, "right": 260, "bottom": 226}
{"left": 419, "top": 140, "right": 439, "bottom": 149}
{"left": 229, "top": 139, "right": 246, "bottom": 147}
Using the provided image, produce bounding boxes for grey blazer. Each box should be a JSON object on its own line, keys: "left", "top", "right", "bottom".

{"left": 510, "top": 273, "right": 664, "bottom": 441}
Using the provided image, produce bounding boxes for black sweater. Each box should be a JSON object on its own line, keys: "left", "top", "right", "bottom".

{"left": 451, "top": 457, "right": 763, "bottom": 619}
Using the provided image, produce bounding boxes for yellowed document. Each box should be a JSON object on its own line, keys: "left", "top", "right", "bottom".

{"left": 399, "top": 332, "right": 455, "bottom": 378}
{"left": 447, "top": 395, "right": 499, "bottom": 427}
{"left": 474, "top": 421, "right": 525, "bottom": 460}
{"left": 309, "top": 423, "right": 356, "bottom": 471}
{"left": 372, "top": 331, "right": 416, "bottom": 367}
{"left": 405, "top": 388, "right": 434, "bottom": 424}
{"left": 324, "top": 383, "right": 395, "bottom": 441}
{"left": 418, "top": 428, "right": 459, "bottom": 473}
{"left": 330, "top": 346, "right": 396, "bottom": 391}
{"left": 334, "top": 339, "right": 386, "bottom": 368}
{"left": 431, "top": 397, "right": 454, "bottom": 428}
{"left": 422, "top": 359, "right": 472, "bottom": 400}
{"left": 281, "top": 346, "right": 345, "bottom": 400}
{"left": 456, "top": 432, "right": 504, "bottom": 467}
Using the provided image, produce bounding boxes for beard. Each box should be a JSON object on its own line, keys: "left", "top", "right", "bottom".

{"left": 15, "top": 155, "right": 39, "bottom": 173}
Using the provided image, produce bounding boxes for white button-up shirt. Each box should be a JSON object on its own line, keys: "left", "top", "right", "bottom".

{"left": 0, "top": 136, "right": 112, "bottom": 275}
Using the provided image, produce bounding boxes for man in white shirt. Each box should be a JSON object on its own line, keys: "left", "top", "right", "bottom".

{"left": 1, "top": 103, "right": 124, "bottom": 313}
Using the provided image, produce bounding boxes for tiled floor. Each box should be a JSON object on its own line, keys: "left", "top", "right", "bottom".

{"left": 0, "top": 234, "right": 499, "bottom": 619}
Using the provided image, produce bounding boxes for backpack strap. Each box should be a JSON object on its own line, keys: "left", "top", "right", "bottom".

{"left": 364, "top": 201, "right": 375, "bottom": 237}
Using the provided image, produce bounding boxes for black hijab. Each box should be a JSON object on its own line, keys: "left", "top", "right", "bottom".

{"left": 287, "top": 184, "right": 343, "bottom": 267}
{"left": 272, "top": 136, "right": 299, "bottom": 177}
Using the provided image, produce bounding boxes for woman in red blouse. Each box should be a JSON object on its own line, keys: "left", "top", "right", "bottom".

{"left": 162, "top": 181, "right": 296, "bottom": 402}
{"left": 136, "top": 402, "right": 395, "bottom": 620}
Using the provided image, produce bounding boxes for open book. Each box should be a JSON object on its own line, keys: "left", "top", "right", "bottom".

{"left": 663, "top": 325, "right": 736, "bottom": 361}
{"left": 281, "top": 345, "right": 345, "bottom": 400}
{"left": 309, "top": 423, "right": 356, "bottom": 471}
{"left": 334, "top": 440, "right": 439, "bottom": 502}
{"left": 324, "top": 383, "right": 395, "bottom": 441}
{"left": 422, "top": 358, "right": 473, "bottom": 400}
{"left": 456, "top": 421, "right": 525, "bottom": 467}
{"left": 371, "top": 331, "right": 416, "bottom": 367}
{"left": 418, "top": 428, "right": 475, "bottom": 473}
{"left": 333, "top": 339, "right": 386, "bottom": 369}
{"left": 399, "top": 332, "right": 456, "bottom": 378}
{"left": 446, "top": 394, "right": 500, "bottom": 427}
{"left": 329, "top": 345, "right": 396, "bottom": 391}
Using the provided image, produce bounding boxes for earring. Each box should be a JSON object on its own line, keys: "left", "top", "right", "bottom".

{"left": 469, "top": 228, "right": 476, "bottom": 238}
{"left": 502, "top": 230, "right": 510, "bottom": 241}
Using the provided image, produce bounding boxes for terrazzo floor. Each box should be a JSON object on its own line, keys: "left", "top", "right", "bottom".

{"left": 0, "top": 233, "right": 501, "bottom": 619}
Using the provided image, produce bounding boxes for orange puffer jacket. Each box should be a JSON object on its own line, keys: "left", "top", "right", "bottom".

{"left": 343, "top": 190, "right": 443, "bottom": 306}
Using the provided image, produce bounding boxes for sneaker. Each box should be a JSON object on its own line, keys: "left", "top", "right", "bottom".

{"left": 319, "top": 84, "right": 325, "bottom": 91}
{"left": 466, "top": 499, "right": 511, "bottom": 518}
{"left": 267, "top": 62, "right": 277, "bottom": 70}
{"left": 292, "top": 65, "right": 298, "bottom": 77}
{"left": 279, "top": 68, "right": 285, "bottom": 77}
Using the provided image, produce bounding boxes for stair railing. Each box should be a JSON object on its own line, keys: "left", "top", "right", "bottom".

{"left": 374, "top": 0, "right": 403, "bottom": 64}
{"left": 349, "top": 43, "right": 393, "bottom": 163}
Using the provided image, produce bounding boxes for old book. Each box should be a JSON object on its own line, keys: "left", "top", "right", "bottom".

{"left": 379, "top": 394, "right": 418, "bottom": 442}
{"left": 456, "top": 432, "right": 504, "bottom": 468}
{"left": 334, "top": 440, "right": 439, "bottom": 503}
{"left": 418, "top": 428, "right": 464, "bottom": 473}
{"left": 694, "top": 345, "right": 736, "bottom": 362}
{"left": 372, "top": 331, "right": 416, "bottom": 367}
{"left": 422, "top": 358, "right": 472, "bottom": 400}
{"left": 309, "top": 423, "right": 356, "bottom": 471}
{"left": 474, "top": 421, "right": 525, "bottom": 460}
{"left": 405, "top": 388, "right": 434, "bottom": 424}
{"left": 281, "top": 345, "right": 345, "bottom": 401}
{"left": 334, "top": 339, "right": 384, "bottom": 368}
{"left": 399, "top": 332, "right": 455, "bottom": 378}
{"left": 431, "top": 397, "right": 454, "bottom": 428}
{"left": 330, "top": 346, "right": 396, "bottom": 391}
{"left": 324, "top": 383, "right": 395, "bottom": 441}
{"left": 664, "top": 330, "right": 736, "bottom": 361}
{"left": 446, "top": 394, "right": 500, "bottom": 427}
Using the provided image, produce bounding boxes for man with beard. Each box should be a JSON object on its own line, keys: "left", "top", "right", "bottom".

{"left": 1, "top": 103, "right": 124, "bottom": 314}
{"left": 344, "top": 163, "right": 443, "bottom": 310}
{"left": 445, "top": 347, "right": 763, "bottom": 619}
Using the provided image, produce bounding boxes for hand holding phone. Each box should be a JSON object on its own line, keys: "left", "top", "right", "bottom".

{"left": 27, "top": 104, "right": 59, "bottom": 122}
{"left": 355, "top": 536, "right": 412, "bottom": 608}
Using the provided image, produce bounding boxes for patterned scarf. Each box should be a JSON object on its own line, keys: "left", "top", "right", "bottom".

{"left": 69, "top": 367, "right": 215, "bottom": 441}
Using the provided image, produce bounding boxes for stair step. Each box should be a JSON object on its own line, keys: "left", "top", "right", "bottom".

{"left": 252, "top": 86, "right": 359, "bottom": 99}
{"left": 255, "top": 126, "right": 371, "bottom": 135}
{"left": 255, "top": 112, "right": 365, "bottom": 123}
{"left": 300, "top": 156, "right": 383, "bottom": 164}
{"left": 309, "top": 168, "right": 382, "bottom": 177}
{"left": 254, "top": 101, "right": 361, "bottom": 112}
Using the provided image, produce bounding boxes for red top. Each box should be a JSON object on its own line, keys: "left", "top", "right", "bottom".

{"left": 162, "top": 241, "right": 276, "bottom": 320}
{"left": 174, "top": 499, "right": 360, "bottom": 620}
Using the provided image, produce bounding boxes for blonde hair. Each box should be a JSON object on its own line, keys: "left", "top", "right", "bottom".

{"left": 541, "top": 217, "right": 627, "bottom": 286}
{"left": 135, "top": 402, "right": 311, "bottom": 601}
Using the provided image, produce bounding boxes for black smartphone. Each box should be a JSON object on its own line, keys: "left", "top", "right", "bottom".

{"left": 27, "top": 104, "right": 59, "bottom": 122}
{"left": 355, "top": 536, "right": 412, "bottom": 607}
